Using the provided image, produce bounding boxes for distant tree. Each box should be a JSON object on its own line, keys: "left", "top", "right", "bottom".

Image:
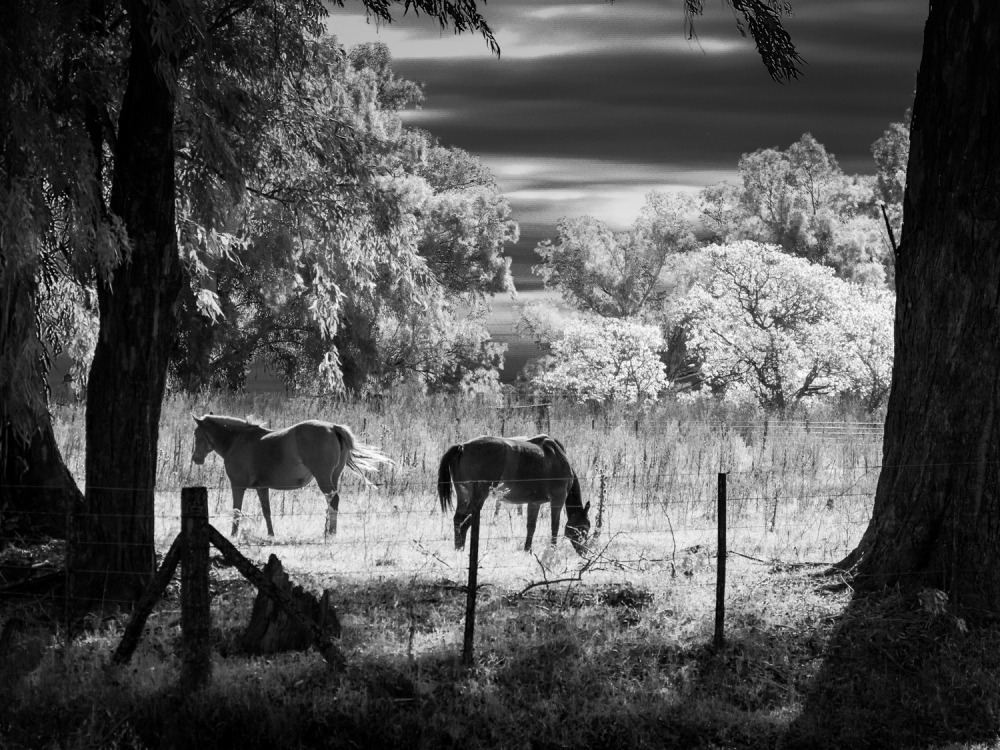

{"left": 535, "top": 317, "right": 668, "bottom": 405}
{"left": 374, "top": 297, "right": 506, "bottom": 394}
{"left": 533, "top": 191, "right": 698, "bottom": 318}
{"left": 839, "top": 285, "right": 894, "bottom": 414}
{"left": 700, "top": 134, "right": 892, "bottom": 285}
{"left": 870, "top": 111, "right": 910, "bottom": 258}
{"left": 681, "top": 242, "right": 853, "bottom": 412}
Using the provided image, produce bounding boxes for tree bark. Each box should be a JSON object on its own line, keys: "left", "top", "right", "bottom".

{"left": 241, "top": 554, "right": 340, "bottom": 656}
{"left": 845, "top": 4, "right": 1000, "bottom": 615}
{"left": 78, "top": 0, "right": 182, "bottom": 603}
{"left": 1, "top": 420, "right": 82, "bottom": 540}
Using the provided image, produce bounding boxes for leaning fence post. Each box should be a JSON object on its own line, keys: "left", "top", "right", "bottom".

{"left": 714, "top": 472, "right": 727, "bottom": 649}
{"left": 181, "top": 486, "right": 212, "bottom": 690}
{"left": 112, "top": 532, "right": 184, "bottom": 665}
{"left": 462, "top": 507, "right": 481, "bottom": 666}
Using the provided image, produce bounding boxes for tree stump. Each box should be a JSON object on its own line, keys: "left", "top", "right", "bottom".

{"left": 240, "top": 554, "right": 340, "bottom": 655}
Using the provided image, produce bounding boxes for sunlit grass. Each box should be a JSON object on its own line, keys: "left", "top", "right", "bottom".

{"left": 17, "top": 394, "right": 1000, "bottom": 748}
{"left": 51, "top": 390, "right": 881, "bottom": 579}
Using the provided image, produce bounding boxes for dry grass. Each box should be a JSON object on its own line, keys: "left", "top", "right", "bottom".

{"left": 6, "top": 392, "right": 995, "bottom": 748}
{"left": 52, "top": 390, "right": 880, "bottom": 582}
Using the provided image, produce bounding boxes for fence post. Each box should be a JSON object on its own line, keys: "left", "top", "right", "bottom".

{"left": 462, "top": 507, "right": 481, "bottom": 667}
{"left": 594, "top": 470, "right": 606, "bottom": 542}
{"left": 181, "top": 486, "right": 212, "bottom": 690}
{"left": 714, "top": 472, "right": 727, "bottom": 649}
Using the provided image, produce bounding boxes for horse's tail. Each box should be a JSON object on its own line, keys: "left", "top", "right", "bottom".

{"left": 335, "top": 425, "right": 392, "bottom": 486}
{"left": 437, "top": 444, "right": 463, "bottom": 513}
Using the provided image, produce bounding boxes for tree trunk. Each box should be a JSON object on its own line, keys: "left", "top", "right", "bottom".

{"left": 1, "top": 420, "right": 82, "bottom": 540}
{"left": 241, "top": 554, "right": 340, "bottom": 655}
{"left": 0, "top": 2, "right": 87, "bottom": 547}
{"left": 78, "top": 0, "right": 182, "bottom": 603}
{"left": 845, "top": 4, "right": 1000, "bottom": 615}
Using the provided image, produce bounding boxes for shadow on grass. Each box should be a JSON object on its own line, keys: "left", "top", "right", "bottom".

{"left": 786, "top": 586, "right": 1000, "bottom": 749}
{"left": 8, "top": 574, "right": 1000, "bottom": 749}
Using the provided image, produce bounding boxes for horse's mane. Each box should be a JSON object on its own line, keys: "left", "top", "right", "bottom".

{"left": 203, "top": 414, "right": 267, "bottom": 432}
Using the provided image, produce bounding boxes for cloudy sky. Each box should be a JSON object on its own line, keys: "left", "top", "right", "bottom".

{"left": 325, "top": 0, "right": 926, "bottom": 294}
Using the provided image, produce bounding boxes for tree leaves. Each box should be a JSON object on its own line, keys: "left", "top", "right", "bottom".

{"left": 535, "top": 318, "right": 668, "bottom": 405}
{"left": 681, "top": 242, "right": 894, "bottom": 412}
{"left": 533, "top": 191, "right": 698, "bottom": 319}
{"left": 683, "top": 0, "right": 802, "bottom": 82}
{"left": 700, "top": 133, "right": 894, "bottom": 285}
{"left": 172, "top": 40, "right": 515, "bottom": 393}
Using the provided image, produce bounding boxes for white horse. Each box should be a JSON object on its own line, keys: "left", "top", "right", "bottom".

{"left": 191, "top": 414, "right": 391, "bottom": 537}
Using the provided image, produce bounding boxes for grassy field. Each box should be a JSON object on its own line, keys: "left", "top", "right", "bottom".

{"left": 52, "top": 389, "right": 881, "bottom": 580}
{"left": 4, "top": 392, "right": 999, "bottom": 749}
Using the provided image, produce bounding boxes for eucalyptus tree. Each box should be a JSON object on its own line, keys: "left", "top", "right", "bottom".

{"left": 836, "top": 4, "right": 1000, "bottom": 610}
{"left": 0, "top": 1, "right": 112, "bottom": 536}
{"left": 0, "top": 0, "right": 497, "bottom": 601}
{"left": 171, "top": 42, "right": 516, "bottom": 394}
{"left": 692, "top": 1, "right": 1000, "bottom": 612}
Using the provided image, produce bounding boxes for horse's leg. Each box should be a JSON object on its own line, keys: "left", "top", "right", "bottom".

{"left": 231, "top": 486, "right": 247, "bottom": 536}
{"left": 549, "top": 495, "right": 565, "bottom": 548}
{"left": 318, "top": 462, "right": 345, "bottom": 539}
{"left": 524, "top": 502, "right": 541, "bottom": 552}
{"left": 324, "top": 491, "right": 340, "bottom": 537}
{"left": 257, "top": 487, "right": 274, "bottom": 537}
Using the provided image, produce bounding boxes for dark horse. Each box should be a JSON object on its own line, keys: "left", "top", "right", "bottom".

{"left": 437, "top": 435, "right": 591, "bottom": 556}
{"left": 191, "top": 414, "right": 391, "bottom": 537}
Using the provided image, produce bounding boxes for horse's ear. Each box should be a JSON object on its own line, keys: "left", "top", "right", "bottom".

{"left": 584, "top": 501, "right": 591, "bottom": 513}
{"left": 192, "top": 414, "right": 201, "bottom": 424}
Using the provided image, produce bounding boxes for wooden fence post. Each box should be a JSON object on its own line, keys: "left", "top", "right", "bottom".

{"left": 181, "top": 486, "right": 212, "bottom": 690}
{"left": 593, "top": 470, "right": 606, "bottom": 543}
{"left": 714, "top": 473, "right": 727, "bottom": 649}
{"left": 462, "top": 507, "right": 481, "bottom": 666}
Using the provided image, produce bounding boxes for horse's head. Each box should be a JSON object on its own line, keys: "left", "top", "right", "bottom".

{"left": 565, "top": 500, "right": 591, "bottom": 557}
{"left": 191, "top": 415, "right": 214, "bottom": 465}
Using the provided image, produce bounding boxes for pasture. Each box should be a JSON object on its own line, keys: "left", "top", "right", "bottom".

{"left": 52, "top": 389, "right": 881, "bottom": 582}
{"left": 5, "top": 392, "right": 999, "bottom": 749}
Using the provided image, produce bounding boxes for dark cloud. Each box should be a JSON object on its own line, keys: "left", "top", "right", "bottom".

{"left": 396, "top": 46, "right": 918, "bottom": 173}
{"left": 329, "top": 0, "right": 925, "bottom": 292}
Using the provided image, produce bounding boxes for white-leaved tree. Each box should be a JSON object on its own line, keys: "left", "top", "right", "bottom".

{"left": 682, "top": 242, "right": 856, "bottom": 411}
{"left": 534, "top": 317, "right": 668, "bottom": 405}
{"left": 839, "top": 285, "right": 895, "bottom": 413}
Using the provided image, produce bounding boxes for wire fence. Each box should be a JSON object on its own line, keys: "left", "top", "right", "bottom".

{"left": 0, "top": 417, "right": 900, "bottom": 671}
{"left": 2, "top": 461, "right": 878, "bottom": 614}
